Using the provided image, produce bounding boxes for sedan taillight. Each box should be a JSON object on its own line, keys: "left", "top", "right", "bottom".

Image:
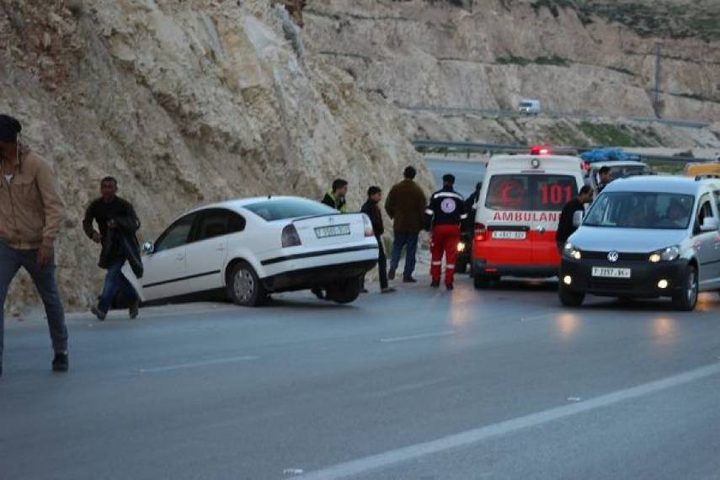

{"left": 282, "top": 224, "right": 301, "bottom": 247}
{"left": 362, "top": 214, "right": 374, "bottom": 237}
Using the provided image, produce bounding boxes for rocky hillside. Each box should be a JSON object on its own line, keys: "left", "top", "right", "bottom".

{"left": 304, "top": 0, "right": 720, "bottom": 145}
{"left": 0, "top": 0, "right": 423, "bottom": 312}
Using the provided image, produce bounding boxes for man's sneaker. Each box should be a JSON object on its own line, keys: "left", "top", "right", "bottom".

{"left": 388, "top": 268, "right": 396, "bottom": 281}
{"left": 403, "top": 277, "right": 417, "bottom": 283}
{"left": 431, "top": 280, "right": 440, "bottom": 288}
{"left": 381, "top": 287, "right": 396, "bottom": 294}
{"left": 129, "top": 301, "right": 140, "bottom": 320}
{"left": 52, "top": 352, "right": 69, "bottom": 372}
{"left": 91, "top": 306, "right": 107, "bottom": 321}
{"left": 446, "top": 283, "right": 454, "bottom": 291}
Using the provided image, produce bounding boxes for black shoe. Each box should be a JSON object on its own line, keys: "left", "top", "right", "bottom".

{"left": 311, "top": 287, "right": 325, "bottom": 300}
{"left": 403, "top": 277, "right": 417, "bottom": 283}
{"left": 360, "top": 288, "right": 369, "bottom": 294}
{"left": 388, "top": 268, "right": 396, "bottom": 281}
{"left": 129, "top": 301, "right": 140, "bottom": 319}
{"left": 52, "top": 352, "right": 69, "bottom": 372}
{"left": 91, "top": 305, "right": 107, "bottom": 321}
{"left": 446, "top": 283, "right": 454, "bottom": 291}
{"left": 431, "top": 281, "right": 440, "bottom": 288}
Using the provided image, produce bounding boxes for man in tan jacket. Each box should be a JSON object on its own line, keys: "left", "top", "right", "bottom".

{"left": 0, "top": 114, "right": 68, "bottom": 377}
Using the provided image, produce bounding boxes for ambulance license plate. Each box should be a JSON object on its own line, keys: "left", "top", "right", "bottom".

{"left": 315, "top": 224, "right": 351, "bottom": 239}
{"left": 492, "top": 231, "right": 526, "bottom": 240}
{"left": 591, "top": 267, "right": 631, "bottom": 278}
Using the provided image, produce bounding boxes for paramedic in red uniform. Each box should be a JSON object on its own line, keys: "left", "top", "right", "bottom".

{"left": 425, "top": 174, "right": 467, "bottom": 290}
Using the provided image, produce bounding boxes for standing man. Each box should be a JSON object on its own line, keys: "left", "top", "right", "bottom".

{"left": 361, "top": 186, "right": 395, "bottom": 294}
{"left": 556, "top": 185, "right": 594, "bottom": 253}
{"left": 425, "top": 174, "right": 466, "bottom": 290}
{"left": 321, "top": 179, "right": 348, "bottom": 213}
{"left": 596, "top": 166, "right": 612, "bottom": 193}
{"left": 83, "top": 177, "right": 142, "bottom": 320}
{"left": 0, "top": 114, "right": 68, "bottom": 376}
{"left": 385, "top": 166, "right": 427, "bottom": 283}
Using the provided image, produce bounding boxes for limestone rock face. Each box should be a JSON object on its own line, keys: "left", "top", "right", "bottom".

{"left": 0, "top": 0, "right": 424, "bottom": 311}
{"left": 305, "top": 0, "right": 720, "bottom": 121}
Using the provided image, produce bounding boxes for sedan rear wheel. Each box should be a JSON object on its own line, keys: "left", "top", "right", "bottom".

{"left": 325, "top": 277, "right": 362, "bottom": 304}
{"left": 228, "top": 261, "right": 267, "bottom": 307}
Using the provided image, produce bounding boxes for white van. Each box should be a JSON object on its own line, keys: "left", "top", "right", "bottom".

{"left": 471, "top": 150, "right": 586, "bottom": 288}
{"left": 518, "top": 99, "right": 541, "bottom": 115}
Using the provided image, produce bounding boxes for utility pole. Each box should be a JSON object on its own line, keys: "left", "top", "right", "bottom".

{"left": 653, "top": 43, "right": 662, "bottom": 118}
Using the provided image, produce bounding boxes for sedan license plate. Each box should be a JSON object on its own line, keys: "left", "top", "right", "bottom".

{"left": 492, "top": 230, "right": 526, "bottom": 240}
{"left": 315, "top": 224, "right": 351, "bottom": 239}
{"left": 591, "top": 267, "right": 631, "bottom": 278}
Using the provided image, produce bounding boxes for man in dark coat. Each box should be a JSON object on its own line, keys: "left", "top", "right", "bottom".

{"left": 384, "top": 166, "right": 427, "bottom": 282}
{"left": 83, "top": 177, "right": 142, "bottom": 320}
{"left": 556, "top": 185, "right": 594, "bottom": 253}
{"left": 361, "top": 186, "right": 395, "bottom": 294}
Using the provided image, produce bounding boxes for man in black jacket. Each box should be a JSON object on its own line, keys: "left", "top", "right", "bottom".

{"left": 83, "top": 177, "right": 141, "bottom": 320}
{"left": 556, "top": 185, "right": 594, "bottom": 253}
{"left": 361, "top": 186, "right": 395, "bottom": 294}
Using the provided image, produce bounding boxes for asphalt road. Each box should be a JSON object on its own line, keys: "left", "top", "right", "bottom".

{"left": 2, "top": 276, "right": 720, "bottom": 480}
{"left": 425, "top": 157, "right": 485, "bottom": 197}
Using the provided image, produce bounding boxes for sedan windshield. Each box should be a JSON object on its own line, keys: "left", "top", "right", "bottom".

{"left": 245, "top": 198, "right": 337, "bottom": 221}
{"left": 584, "top": 192, "right": 694, "bottom": 229}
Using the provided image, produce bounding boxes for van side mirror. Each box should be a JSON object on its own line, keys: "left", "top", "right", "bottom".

{"left": 142, "top": 241, "right": 155, "bottom": 254}
{"left": 701, "top": 217, "right": 719, "bottom": 232}
{"left": 572, "top": 211, "right": 584, "bottom": 227}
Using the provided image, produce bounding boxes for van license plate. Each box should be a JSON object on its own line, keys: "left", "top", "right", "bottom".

{"left": 315, "top": 224, "right": 351, "bottom": 239}
{"left": 492, "top": 231, "right": 526, "bottom": 240}
{"left": 591, "top": 267, "right": 631, "bottom": 278}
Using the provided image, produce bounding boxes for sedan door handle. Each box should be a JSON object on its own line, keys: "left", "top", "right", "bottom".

{"left": 176, "top": 254, "right": 185, "bottom": 261}
{"left": 216, "top": 245, "right": 226, "bottom": 251}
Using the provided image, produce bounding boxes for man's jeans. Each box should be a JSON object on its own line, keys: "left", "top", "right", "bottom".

{"left": 98, "top": 260, "right": 138, "bottom": 313}
{"left": 0, "top": 241, "right": 68, "bottom": 368}
{"left": 390, "top": 232, "right": 419, "bottom": 279}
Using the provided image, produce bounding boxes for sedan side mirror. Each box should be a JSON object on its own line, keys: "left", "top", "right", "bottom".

{"left": 572, "top": 210, "right": 584, "bottom": 227}
{"left": 142, "top": 241, "right": 155, "bottom": 254}
{"left": 701, "top": 217, "right": 719, "bottom": 232}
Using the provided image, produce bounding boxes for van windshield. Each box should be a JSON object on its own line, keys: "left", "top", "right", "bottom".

{"left": 584, "top": 192, "right": 694, "bottom": 229}
{"left": 485, "top": 174, "right": 577, "bottom": 211}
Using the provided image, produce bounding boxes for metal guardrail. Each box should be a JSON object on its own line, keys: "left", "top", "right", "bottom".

{"left": 413, "top": 140, "right": 717, "bottom": 165}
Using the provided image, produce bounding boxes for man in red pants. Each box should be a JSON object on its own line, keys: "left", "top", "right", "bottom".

{"left": 425, "top": 174, "right": 467, "bottom": 290}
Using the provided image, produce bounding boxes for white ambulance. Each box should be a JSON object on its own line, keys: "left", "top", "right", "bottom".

{"left": 471, "top": 148, "right": 586, "bottom": 288}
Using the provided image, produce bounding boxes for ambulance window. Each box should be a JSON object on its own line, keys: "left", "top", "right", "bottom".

{"left": 485, "top": 174, "right": 577, "bottom": 211}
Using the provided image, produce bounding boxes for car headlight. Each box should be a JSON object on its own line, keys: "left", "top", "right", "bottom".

{"left": 563, "top": 242, "right": 582, "bottom": 260}
{"left": 649, "top": 246, "right": 680, "bottom": 263}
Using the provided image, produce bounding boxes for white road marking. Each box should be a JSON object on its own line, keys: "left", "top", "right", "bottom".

{"left": 139, "top": 355, "right": 259, "bottom": 373}
{"left": 365, "top": 378, "right": 450, "bottom": 399}
{"left": 296, "top": 362, "right": 720, "bottom": 480}
{"left": 519, "top": 311, "right": 557, "bottom": 322}
{"left": 379, "top": 331, "right": 456, "bottom": 343}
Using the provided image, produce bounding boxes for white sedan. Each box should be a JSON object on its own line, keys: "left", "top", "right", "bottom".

{"left": 137, "top": 196, "right": 379, "bottom": 306}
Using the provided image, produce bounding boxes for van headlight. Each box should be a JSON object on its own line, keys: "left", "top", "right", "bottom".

{"left": 563, "top": 242, "right": 582, "bottom": 260}
{"left": 649, "top": 246, "right": 680, "bottom": 263}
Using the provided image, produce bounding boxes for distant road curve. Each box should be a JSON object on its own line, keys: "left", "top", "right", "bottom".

{"left": 397, "top": 104, "right": 711, "bottom": 130}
